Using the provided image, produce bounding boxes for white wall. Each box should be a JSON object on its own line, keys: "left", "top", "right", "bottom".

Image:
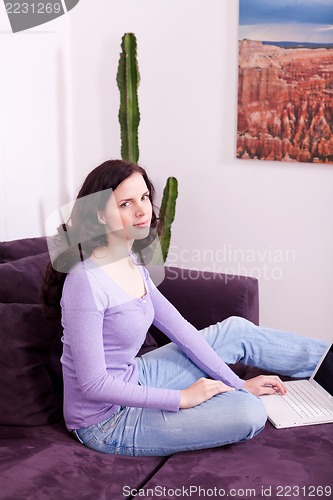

{"left": 1, "top": 0, "right": 332, "bottom": 340}
{"left": 67, "top": 0, "right": 333, "bottom": 340}
{"left": 0, "top": 6, "right": 73, "bottom": 240}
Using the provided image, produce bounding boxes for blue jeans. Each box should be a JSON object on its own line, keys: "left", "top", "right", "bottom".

{"left": 74, "top": 316, "right": 327, "bottom": 456}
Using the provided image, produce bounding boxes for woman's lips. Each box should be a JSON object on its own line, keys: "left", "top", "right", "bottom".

{"left": 134, "top": 220, "right": 150, "bottom": 227}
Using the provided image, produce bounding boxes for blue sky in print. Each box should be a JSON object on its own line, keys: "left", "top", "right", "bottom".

{"left": 239, "top": 0, "right": 333, "bottom": 43}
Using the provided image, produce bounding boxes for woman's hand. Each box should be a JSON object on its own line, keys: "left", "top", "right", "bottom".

{"left": 179, "top": 377, "right": 235, "bottom": 409}
{"left": 243, "top": 375, "right": 287, "bottom": 397}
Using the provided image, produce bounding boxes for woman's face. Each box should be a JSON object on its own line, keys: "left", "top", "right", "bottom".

{"left": 98, "top": 172, "right": 153, "bottom": 242}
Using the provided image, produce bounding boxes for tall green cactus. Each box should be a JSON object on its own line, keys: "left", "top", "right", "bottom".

{"left": 116, "top": 33, "right": 178, "bottom": 262}
{"left": 159, "top": 177, "right": 178, "bottom": 262}
{"left": 117, "top": 33, "right": 140, "bottom": 163}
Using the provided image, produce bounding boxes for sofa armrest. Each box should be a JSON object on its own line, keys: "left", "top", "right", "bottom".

{"left": 148, "top": 266, "right": 259, "bottom": 347}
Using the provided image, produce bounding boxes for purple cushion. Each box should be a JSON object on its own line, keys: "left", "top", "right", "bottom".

{"left": 0, "top": 303, "right": 62, "bottom": 426}
{"left": 0, "top": 237, "right": 48, "bottom": 263}
{"left": 0, "top": 424, "right": 164, "bottom": 499}
{"left": 149, "top": 266, "right": 259, "bottom": 346}
{"left": 0, "top": 252, "right": 50, "bottom": 303}
{"left": 140, "top": 422, "right": 333, "bottom": 493}
{"left": 161, "top": 267, "right": 259, "bottom": 327}
{"left": 0, "top": 245, "right": 63, "bottom": 426}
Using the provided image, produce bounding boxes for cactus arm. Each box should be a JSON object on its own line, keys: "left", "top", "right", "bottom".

{"left": 117, "top": 33, "right": 140, "bottom": 164}
{"left": 159, "top": 177, "right": 178, "bottom": 262}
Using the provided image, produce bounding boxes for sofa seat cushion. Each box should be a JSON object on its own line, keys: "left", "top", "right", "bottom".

{"left": 140, "top": 422, "right": 333, "bottom": 495}
{"left": 0, "top": 423, "right": 165, "bottom": 500}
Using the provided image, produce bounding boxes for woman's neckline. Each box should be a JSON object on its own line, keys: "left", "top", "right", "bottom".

{"left": 85, "top": 254, "right": 148, "bottom": 300}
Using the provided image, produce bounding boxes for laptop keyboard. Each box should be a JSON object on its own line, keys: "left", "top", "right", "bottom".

{"left": 282, "top": 382, "right": 333, "bottom": 419}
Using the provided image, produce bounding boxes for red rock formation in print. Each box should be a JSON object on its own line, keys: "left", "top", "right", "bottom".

{"left": 237, "top": 40, "right": 333, "bottom": 163}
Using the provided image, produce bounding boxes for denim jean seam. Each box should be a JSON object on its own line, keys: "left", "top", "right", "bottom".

{"left": 76, "top": 426, "right": 121, "bottom": 453}
{"left": 93, "top": 433, "right": 126, "bottom": 454}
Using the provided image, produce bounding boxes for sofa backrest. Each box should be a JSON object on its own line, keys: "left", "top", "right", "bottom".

{"left": 0, "top": 236, "right": 259, "bottom": 427}
{"left": 0, "top": 238, "right": 63, "bottom": 426}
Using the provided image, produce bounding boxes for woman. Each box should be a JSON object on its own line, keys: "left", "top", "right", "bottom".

{"left": 43, "top": 159, "right": 327, "bottom": 456}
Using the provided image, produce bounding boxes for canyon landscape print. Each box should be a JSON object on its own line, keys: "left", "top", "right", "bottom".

{"left": 237, "top": 0, "right": 333, "bottom": 164}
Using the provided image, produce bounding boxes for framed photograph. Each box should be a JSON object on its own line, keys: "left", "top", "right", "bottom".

{"left": 237, "top": 0, "right": 333, "bottom": 164}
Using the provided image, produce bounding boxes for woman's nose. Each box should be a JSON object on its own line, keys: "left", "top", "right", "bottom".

{"left": 135, "top": 202, "right": 146, "bottom": 217}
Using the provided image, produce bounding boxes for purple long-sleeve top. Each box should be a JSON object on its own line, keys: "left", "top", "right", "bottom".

{"left": 60, "top": 258, "right": 244, "bottom": 430}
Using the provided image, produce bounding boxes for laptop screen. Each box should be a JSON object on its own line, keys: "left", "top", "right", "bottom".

{"left": 313, "top": 344, "right": 333, "bottom": 397}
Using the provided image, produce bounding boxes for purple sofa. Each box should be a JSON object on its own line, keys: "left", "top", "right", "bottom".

{"left": 0, "top": 237, "right": 332, "bottom": 500}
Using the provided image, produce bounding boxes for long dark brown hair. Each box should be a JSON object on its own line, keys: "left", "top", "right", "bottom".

{"left": 43, "top": 159, "right": 160, "bottom": 316}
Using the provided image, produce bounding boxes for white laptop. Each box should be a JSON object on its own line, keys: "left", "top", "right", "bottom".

{"left": 260, "top": 343, "right": 333, "bottom": 429}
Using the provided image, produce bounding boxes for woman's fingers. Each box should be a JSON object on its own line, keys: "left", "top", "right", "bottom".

{"left": 243, "top": 375, "right": 287, "bottom": 396}
{"left": 262, "top": 375, "right": 287, "bottom": 395}
{"left": 180, "top": 377, "right": 235, "bottom": 409}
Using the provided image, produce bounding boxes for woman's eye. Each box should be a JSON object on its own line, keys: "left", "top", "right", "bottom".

{"left": 120, "top": 202, "right": 130, "bottom": 208}
{"left": 142, "top": 194, "right": 149, "bottom": 201}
